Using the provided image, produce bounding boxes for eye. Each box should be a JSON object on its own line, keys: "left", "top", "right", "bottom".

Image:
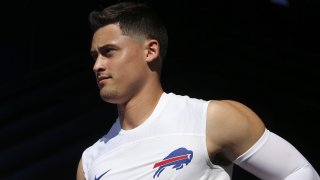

{"left": 100, "top": 47, "right": 115, "bottom": 58}
{"left": 90, "top": 51, "right": 98, "bottom": 61}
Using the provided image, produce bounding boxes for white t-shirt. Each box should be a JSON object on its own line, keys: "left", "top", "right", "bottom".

{"left": 82, "top": 92, "right": 233, "bottom": 180}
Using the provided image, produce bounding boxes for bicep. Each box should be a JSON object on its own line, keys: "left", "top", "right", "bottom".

{"left": 77, "top": 158, "right": 86, "bottom": 180}
{"left": 206, "top": 100, "right": 265, "bottom": 160}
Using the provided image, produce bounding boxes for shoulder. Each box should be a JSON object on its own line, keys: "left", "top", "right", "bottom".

{"left": 77, "top": 158, "right": 86, "bottom": 180}
{"left": 207, "top": 100, "right": 263, "bottom": 125}
{"left": 206, "top": 100, "right": 266, "bottom": 161}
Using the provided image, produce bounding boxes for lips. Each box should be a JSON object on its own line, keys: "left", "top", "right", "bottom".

{"left": 96, "top": 76, "right": 111, "bottom": 86}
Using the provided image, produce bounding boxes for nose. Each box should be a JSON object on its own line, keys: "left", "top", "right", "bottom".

{"left": 93, "top": 55, "right": 106, "bottom": 73}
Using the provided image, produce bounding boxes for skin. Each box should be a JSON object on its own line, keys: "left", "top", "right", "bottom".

{"left": 77, "top": 24, "right": 265, "bottom": 179}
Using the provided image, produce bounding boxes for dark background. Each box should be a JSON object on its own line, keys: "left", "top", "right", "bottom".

{"left": 1, "top": 0, "right": 319, "bottom": 179}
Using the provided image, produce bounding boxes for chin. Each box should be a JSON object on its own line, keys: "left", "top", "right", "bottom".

{"left": 100, "top": 90, "right": 120, "bottom": 104}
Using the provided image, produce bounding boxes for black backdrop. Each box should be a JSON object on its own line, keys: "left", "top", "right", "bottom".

{"left": 1, "top": 0, "right": 319, "bottom": 179}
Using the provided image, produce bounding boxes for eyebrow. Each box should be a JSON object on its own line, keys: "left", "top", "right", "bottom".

{"left": 90, "top": 44, "right": 118, "bottom": 54}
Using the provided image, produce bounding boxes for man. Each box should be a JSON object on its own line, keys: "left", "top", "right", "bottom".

{"left": 77, "top": 2, "right": 319, "bottom": 179}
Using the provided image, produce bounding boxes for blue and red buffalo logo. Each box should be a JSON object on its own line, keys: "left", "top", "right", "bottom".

{"left": 153, "top": 147, "right": 193, "bottom": 178}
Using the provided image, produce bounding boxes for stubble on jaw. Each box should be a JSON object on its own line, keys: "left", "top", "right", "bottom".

{"left": 99, "top": 87, "right": 119, "bottom": 103}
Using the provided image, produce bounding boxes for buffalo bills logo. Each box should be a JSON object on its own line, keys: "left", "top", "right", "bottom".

{"left": 153, "top": 147, "right": 193, "bottom": 178}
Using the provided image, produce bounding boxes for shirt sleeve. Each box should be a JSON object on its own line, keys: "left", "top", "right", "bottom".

{"left": 233, "top": 129, "right": 320, "bottom": 180}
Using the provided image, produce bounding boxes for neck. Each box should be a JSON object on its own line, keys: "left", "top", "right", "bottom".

{"left": 117, "top": 78, "right": 163, "bottom": 130}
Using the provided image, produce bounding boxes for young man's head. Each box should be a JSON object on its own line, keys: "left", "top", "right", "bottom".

{"left": 89, "top": 2, "right": 167, "bottom": 104}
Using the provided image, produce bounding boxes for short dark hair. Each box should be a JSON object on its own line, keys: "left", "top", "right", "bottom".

{"left": 89, "top": 1, "right": 168, "bottom": 61}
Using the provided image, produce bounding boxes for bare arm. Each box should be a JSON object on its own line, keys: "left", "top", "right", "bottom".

{"left": 77, "top": 158, "right": 86, "bottom": 180}
{"left": 206, "top": 100, "right": 265, "bottom": 161}
{"left": 206, "top": 100, "right": 320, "bottom": 179}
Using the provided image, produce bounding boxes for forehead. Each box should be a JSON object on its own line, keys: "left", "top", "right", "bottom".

{"left": 91, "top": 24, "right": 123, "bottom": 49}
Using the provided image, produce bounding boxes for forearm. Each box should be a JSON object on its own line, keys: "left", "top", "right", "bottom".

{"left": 285, "top": 164, "right": 319, "bottom": 180}
{"left": 234, "top": 129, "right": 320, "bottom": 180}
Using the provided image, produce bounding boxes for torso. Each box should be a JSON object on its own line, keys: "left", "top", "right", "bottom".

{"left": 82, "top": 92, "right": 233, "bottom": 180}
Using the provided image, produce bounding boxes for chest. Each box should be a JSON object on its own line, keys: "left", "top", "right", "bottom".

{"left": 88, "top": 135, "right": 211, "bottom": 180}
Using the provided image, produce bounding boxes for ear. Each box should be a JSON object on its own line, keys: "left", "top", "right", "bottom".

{"left": 145, "top": 39, "right": 160, "bottom": 63}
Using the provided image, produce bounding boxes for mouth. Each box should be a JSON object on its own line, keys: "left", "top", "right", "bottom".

{"left": 96, "top": 76, "right": 111, "bottom": 87}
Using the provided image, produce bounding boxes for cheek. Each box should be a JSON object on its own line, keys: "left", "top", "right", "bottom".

{"left": 113, "top": 47, "right": 147, "bottom": 80}
{"left": 119, "top": 51, "right": 145, "bottom": 72}
{"left": 115, "top": 61, "right": 146, "bottom": 88}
